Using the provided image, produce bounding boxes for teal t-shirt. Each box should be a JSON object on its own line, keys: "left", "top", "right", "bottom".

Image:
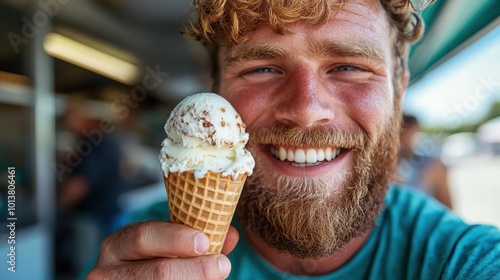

{"left": 133, "top": 186, "right": 500, "bottom": 279}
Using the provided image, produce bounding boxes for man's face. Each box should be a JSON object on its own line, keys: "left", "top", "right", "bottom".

{"left": 218, "top": 0, "right": 403, "bottom": 258}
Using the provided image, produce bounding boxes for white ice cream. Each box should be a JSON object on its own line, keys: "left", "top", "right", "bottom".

{"left": 159, "top": 92, "right": 255, "bottom": 180}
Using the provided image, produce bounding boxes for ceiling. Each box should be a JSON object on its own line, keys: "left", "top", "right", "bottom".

{"left": 0, "top": 0, "right": 498, "bottom": 104}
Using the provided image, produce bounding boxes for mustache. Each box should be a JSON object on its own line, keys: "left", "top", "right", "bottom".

{"left": 247, "top": 124, "right": 367, "bottom": 149}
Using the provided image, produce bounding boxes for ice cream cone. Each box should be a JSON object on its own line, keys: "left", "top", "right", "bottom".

{"left": 165, "top": 170, "right": 247, "bottom": 254}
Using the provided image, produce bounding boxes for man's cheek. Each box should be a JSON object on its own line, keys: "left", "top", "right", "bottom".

{"left": 234, "top": 99, "right": 265, "bottom": 126}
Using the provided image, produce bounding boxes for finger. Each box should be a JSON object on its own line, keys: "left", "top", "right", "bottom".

{"left": 88, "top": 255, "right": 231, "bottom": 280}
{"left": 99, "top": 221, "right": 210, "bottom": 265}
{"left": 221, "top": 226, "right": 239, "bottom": 255}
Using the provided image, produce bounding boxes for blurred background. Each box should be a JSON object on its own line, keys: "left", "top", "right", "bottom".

{"left": 0, "top": 0, "right": 498, "bottom": 279}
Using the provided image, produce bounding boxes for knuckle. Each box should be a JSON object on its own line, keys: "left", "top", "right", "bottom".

{"left": 96, "top": 236, "right": 116, "bottom": 265}
{"left": 199, "top": 257, "right": 222, "bottom": 280}
{"left": 163, "top": 223, "right": 198, "bottom": 255}
{"left": 129, "top": 222, "right": 150, "bottom": 248}
{"left": 100, "top": 234, "right": 115, "bottom": 252}
{"left": 167, "top": 225, "right": 187, "bottom": 248}
{"left": 118, "top": 221, "right": 149, "bottom": 250}
{"left": 154, "top": 259, "right": 174, "bottom": 279}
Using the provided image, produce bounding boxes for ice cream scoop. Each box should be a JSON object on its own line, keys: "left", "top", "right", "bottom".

{"left": 160, "top": 92, "right": 254, "bottom": 180}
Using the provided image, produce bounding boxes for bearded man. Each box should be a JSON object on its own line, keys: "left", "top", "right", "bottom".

{"left": 87, "top": 0, "right": 500, "bottom": 279}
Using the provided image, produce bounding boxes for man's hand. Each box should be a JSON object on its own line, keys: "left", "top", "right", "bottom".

{"left": 86, "top": 221, "right": 239, "bottom": 279}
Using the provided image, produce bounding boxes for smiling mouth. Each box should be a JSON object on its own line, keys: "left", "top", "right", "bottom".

{"left": 269, "top": 145, "right": 344, "bottom": 167}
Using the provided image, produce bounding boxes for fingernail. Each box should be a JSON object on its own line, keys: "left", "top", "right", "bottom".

{"left": 194, "top": 233, "right": 209, "bottom": 254}
{"left": 218, "top": 256, "right": 231, "bottom": 278}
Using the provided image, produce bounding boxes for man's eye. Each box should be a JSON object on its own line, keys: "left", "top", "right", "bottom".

{"left": 247, "top": 68, "right": 275, "bottom": 74}
{"left": 334, "top": 65, "right": 359, "bottom": 72}
{"left": 240, "top": 67, "right": 280, "bottom": 80}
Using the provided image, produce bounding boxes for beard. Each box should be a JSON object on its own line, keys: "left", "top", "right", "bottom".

{"left": 236, "top": 112, "right": 401, "bottom": 259}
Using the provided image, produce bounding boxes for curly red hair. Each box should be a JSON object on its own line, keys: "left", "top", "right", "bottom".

{"left": 183, "top": 0, "right": 434, "bottom": 93}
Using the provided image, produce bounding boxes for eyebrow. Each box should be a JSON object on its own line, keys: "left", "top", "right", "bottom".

{"left": 224, "top": 44, "right": 290, "bottom": 65}
{"left": 309, "top": 40, "right": 386, "bottom": 63}
{"left": 223, "top": 39, "right": 386, "bottom": 66}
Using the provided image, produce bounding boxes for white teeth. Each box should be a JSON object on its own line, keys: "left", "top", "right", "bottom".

{"left": 306, "top": 149, "right": 316, "bottom": 163}
{"left": 271, "top": 146, "right": 341, "bottom": 164}
{"left": 325, "top": 147, "right": 332, "bottom": 161}
{"left": 295, "top": 149, "right": 306, "bottom": 163}
{"left": 317, "top": 149, "right": 325, "bottom": 161}
{"left": 279, "top": 146, "right": 287, "bottom": 161}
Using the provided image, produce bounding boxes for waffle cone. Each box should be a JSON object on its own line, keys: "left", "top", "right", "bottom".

{"left": 165, "top": 170, "right": 247, "bottom": 254}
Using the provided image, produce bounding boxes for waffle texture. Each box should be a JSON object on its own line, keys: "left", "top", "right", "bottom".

{"left": 165, "top": 171, "right": 247, "bottom": 254}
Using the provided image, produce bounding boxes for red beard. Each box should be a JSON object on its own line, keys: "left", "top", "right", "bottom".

{"left": 237, "top": 113, "right": 401, "bottom": 259}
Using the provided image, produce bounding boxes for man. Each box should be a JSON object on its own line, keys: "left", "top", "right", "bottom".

{"left": 396, "top": 114, "right": 453, "bottom": 208}
{"left": 58, "top": 100, "right": 124, "bottom": 277}
{"left": 87, "top": 0, "right": 500, "bottom": 279}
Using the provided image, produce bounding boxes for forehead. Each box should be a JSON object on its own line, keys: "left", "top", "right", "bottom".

{"left": 329, "top": 0, "right": 390, "bottom": 32}
{"left": 324, "top": 0, "right": 391, "bottom": 40}
{"left": 220, "top": 0, "right": 392, "bottom": 62}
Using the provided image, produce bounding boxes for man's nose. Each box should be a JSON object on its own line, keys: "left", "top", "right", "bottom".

{"left": 274, "top": 68, "right": 335, "bottom": 127}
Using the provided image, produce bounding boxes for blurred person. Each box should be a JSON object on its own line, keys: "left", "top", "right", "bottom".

{"left": 86, "top": 0, "right": 500, "bottom": 279}
{"left": 396, "top": 114, "right": 453, "bottom": 208}
{"left": 56, "top": 99, "right": 124, "bottom": 277}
